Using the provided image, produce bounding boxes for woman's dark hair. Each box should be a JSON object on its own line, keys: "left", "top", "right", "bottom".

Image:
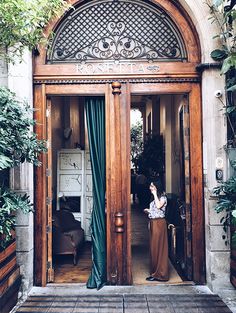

{"left": 151, "top": 180, "right": 165, "bottom": 198}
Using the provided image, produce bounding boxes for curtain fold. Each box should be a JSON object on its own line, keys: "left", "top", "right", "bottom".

{"left": 85, "top": 97, "right": 106, "bottom": 289}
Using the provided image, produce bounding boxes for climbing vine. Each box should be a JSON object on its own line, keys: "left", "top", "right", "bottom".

{"left": 0, "top": 0, "right": 71, "bottom": 63}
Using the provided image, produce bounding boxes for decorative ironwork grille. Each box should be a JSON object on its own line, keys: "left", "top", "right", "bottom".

{"left": 47, "top": 0, "right": 187, "bottom": 63}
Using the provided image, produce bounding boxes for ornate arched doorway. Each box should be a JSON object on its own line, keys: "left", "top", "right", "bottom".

{"left": 34, "top": 0, "right": 204, "bottom": 286}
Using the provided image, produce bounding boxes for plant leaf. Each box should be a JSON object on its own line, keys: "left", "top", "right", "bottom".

{"left": 211, "top": 49, "right": 227, "bottom": 61}
{"left": 212, "top": 0, "right": 223, "bottom": 6}
{"left": 232, "top": 232, "right": 236, "bottom": 248}
{"left": 227, "top": 84, "right": 236, "bottom": 92}
{"left": 221, "top": 54, "right": 236, "bottom": 74}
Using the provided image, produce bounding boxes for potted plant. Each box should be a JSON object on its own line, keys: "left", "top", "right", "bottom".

{"left": 0, "top": 86, "right": 46, "bottom": 313}
{"left": 130, "top": 120, "right": 143, "bottom": 170}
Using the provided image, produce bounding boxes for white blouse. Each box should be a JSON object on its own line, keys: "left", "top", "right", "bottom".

{"left": 148, "top": 196, "right": 167, "bottom": 219}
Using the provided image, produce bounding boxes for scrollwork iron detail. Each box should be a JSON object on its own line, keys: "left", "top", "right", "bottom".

{"left": 54, "top": 21, "right": 181, "bottom": 62}
{"left": 47, "top": 0, "right": 187, "bottom": 63}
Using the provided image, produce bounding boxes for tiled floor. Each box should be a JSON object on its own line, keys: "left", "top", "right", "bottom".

{"left": 16, "top": 294, "right": 232, "bottom": 313}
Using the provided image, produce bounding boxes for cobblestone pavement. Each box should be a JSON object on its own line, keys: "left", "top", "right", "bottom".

{"left": 15, "top": 293, "right": 232, "bottom": 313}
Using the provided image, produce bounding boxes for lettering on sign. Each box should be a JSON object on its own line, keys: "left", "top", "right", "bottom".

{"left": 75, "top": 62, "right": 160, "bottom": 75}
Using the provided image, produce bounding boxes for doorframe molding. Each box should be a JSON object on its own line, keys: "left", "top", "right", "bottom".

{"left": 34, "top": 84, "right": 47, "bottom": 286}
{"left": 34, "top": 81, "right": 205, "bottom": 286}
{"left": 33, "top": 77, "right": 200, "bottom": 85}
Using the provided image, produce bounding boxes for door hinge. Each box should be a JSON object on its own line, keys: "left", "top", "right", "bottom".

{"left": 46, "top": 168, "right": 52, "bottom": 177}
{"left": 47, "top": 261, "right": 52, "bottom": 269}
{"left": 184, "top": 103, "right": 189, "bottom": 113}
{"left": 186, "top": 256, "right": 193, "bottom": 267}
{"left": 185, "top": 176, "right": 190, "bottom": 185}
{"left": 187, "top": 231, "right": 192, "bottom": 241}
{"left": 46, "top": 108, "right": 51, "bottom": 118}
{"left": 47, "top": 263, "right": 54, "bottom": 283}
{"left": 184, "top": 152, "right": 189, "bottom": 160}
{"left": 185, "top": 203, "right": 191, "bottom": 211}
{"left": 46, "top": 197, "right": 52, "bottom": 206}
{"left": 184, "top": 127, "right": 190, "bottom": 137}
{"left": 46, "top": 224, "right": 52, "bottom": 233}
{"left": 46, "top": 140, "right": 51, "bottom": 149}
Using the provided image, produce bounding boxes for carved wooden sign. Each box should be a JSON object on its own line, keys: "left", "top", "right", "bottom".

{"left": 75, "top": 62, "right": 160, "bottom": 75}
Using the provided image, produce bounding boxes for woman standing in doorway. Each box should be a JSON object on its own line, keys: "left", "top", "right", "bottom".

{"left": 144, "top": 181, "right": 169, "bottom": 282}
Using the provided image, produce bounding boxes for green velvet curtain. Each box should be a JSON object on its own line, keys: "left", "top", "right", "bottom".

{"left": 85, "top": 97, "right": 106, "bottom": 289}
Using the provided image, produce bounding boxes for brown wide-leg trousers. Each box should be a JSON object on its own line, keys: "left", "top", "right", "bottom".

{"left": 149, "top": 218, "right": 169, "bottom": 281}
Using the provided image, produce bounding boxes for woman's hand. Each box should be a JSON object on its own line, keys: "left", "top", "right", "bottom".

{"left": 151, "top": 187, "right": 157, "bottom": 196}
{"left": 150, "top": 182, "right": 157, "bottom": 196}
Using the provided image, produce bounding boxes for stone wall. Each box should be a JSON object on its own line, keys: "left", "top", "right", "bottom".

{"left": 0, "top": 51, "right": 34, "bottom": 297}
{"left": 202, "top": 69, "right": 231, "bottom": 292}
{"left": 179, "top": 0, "right": 233, "bottom": 292}
{"left": 0, "top": 57, "right": 8, "bottom": 87}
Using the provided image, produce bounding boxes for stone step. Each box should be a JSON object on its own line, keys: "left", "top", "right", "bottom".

{"left": 15, "top": 294, "right": 232, "bottom": 313}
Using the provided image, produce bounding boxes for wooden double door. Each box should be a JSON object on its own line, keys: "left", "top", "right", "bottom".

{"left": 34, "top": 81, "right": 205, "bottom": 286}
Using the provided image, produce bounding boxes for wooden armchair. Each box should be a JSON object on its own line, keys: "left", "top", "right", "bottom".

{"left": 52, "top": 210, "right": 84, "bottom": 265}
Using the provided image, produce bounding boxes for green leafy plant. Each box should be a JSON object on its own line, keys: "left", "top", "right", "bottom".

{"left": 0, "top": 0, "right": 71, "bottom": 63}
{"left": 213, "top": 168, "right": 236, "bottom": 246}
{"left": 0, "top": 87, "right": 47, "bottom": 169}
{"left": 136, "top": 134, "right": 164, "bottom": 181}
{"left": 208, "top": 0, "right": 236, "bottom": 246}
{"left": 207, "top": 0, "right": 236, "bottom": 146}
{"left": 207, "top": 0, "right": 236, "bottom": 75}
{"left": 0, "top": 87, "right": 47, "bottom": 248}
{"left": 130, "top": 120, "right": 143, "bottom": 169}
{"left": 0, "top": 187, "right": 32, "bottom": 249}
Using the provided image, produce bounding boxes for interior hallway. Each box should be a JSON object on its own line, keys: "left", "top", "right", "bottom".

{"left": 131, "top": 201, "right": 183, "bottom": 285}
{"left": 53, "top": 202, "right": 183, "bottom": 284}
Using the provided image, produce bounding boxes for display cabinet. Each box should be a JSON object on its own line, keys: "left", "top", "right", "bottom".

{"left": 57, "top": 149, "right": 92, "bottom": 240}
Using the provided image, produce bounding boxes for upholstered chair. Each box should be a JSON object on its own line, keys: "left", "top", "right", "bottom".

{"left": 52, "top": 210, "right": 85, "bottom": 265}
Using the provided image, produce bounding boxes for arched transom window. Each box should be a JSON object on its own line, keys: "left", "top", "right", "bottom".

{"left": 47, "top": 0, "right": 187, "bottom": 63}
